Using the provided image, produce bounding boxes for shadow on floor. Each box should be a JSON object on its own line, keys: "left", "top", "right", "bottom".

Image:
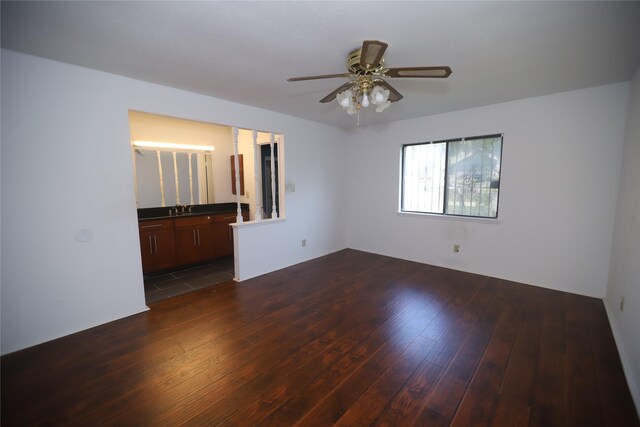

{"left": 144, "top": 258, "right": 234, "bottom": 304}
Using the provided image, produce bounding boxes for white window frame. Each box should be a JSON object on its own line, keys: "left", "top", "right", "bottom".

{"left": 400, "top": 133, "right": 504, "bottom": 219}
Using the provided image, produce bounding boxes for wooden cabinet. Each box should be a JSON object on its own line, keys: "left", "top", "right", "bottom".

{"left": 138, "top": 210, "right": 249, "bottom": 275}
{"left": 213, "top": 211, "right": 249, "bottom": 258}
{"left": 138, "top": 219, "right": 176, "bottom": 274}
{"left": 174, "top": 215, "right": 215, "bottom": 266}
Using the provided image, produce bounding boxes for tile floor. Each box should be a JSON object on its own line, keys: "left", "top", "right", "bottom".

{"left": 144, "top": 258, "right": 235, "bottom": 304}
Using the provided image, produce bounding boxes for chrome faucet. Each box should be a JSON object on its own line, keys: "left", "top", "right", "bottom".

{"left": 178, "top": 204, "right": 194, "bottom": 213}
{"left": 169, "top": 204, "right": 192, "bottom": 216}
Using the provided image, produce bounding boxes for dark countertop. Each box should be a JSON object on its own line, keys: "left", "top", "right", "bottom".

{"left": 138, "top": 203, "right": 249, "bottom": 220}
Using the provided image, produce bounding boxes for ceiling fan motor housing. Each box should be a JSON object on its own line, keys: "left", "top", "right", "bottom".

{"left": 347, "top": 48, "right": 385, "bottom": 75}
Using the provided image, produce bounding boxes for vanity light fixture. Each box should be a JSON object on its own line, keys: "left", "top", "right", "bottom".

{"left": 131, "top": 140, "right": 215, "bottom": 152}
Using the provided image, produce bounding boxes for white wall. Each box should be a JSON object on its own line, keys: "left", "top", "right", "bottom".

{"left": 0, "top": 49, "right": 348, "bottom": 355}
{"left": 606, "top": 67, "right": 640, "bottom": 412}
{"left": 235, "top": 124, "right": 348, "bottom": 279}
{"left": 347, "top": 82, "right": 629, "bottom": 298}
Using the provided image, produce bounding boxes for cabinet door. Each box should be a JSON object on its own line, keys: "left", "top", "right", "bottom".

{"left": 175, "top": 226, "right": 200, "bottom": 266}
{"left": 212, "top": 212, "right": 249, "bottom": 258}
{"left": 139, "top": 229, "right": 176, "bottom": 273}
{"left": 213, "top": 222, "right": 234, "bottom": 258}
{"left": 139, "top": 231, "right": 156, "bottom": 273}
{"left": 153, "top": 229, "right": 177, "bottom": 271}
{"left": 194, "top": 225, "right": 215, "bottom": 263}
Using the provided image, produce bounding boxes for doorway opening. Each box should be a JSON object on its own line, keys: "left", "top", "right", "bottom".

{"left": 129, "top": 110, "right": 284, "bottom": 304}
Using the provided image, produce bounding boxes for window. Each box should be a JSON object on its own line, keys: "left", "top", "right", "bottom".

{"left": 401, "top": 134, "right": 503, "bottom": 218}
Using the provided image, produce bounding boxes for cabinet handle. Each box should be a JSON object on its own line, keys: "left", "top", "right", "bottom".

{"left": 197, "top": 229, "right": 201, "bottom": 246}
{"left": 228, "top": 224, "right": 232, "bottom": 241}
{"left": 193, "top": 230, "right": 197, "bottom": 246}
{"left": 148, "top": 236, "right": 153, "bottom": 253}
{"left": 223, "top": 216, "right": 236, "bottom": 220}
{"left": 140, "top": 224, "right": 163, "bottom": 229}
{"left": 153, "top": 235, "right": 158, "bottom": 253}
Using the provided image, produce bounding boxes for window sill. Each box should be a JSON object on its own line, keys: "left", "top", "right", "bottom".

{"left": 396, "top": 211, "right": 501, "bottom": 224}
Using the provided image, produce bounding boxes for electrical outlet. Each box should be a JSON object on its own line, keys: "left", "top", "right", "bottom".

{"left": 453, "top": 244, "right": 460, "bottom": 253}
{"left": 620, "top": 296, "right": 625, "bottom": 312}
{"left": 302, "top": 239, "right": 306, "bottom": 247}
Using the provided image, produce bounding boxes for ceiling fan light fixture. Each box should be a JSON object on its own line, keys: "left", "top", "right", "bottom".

{"left": 336, "top": 80, "right": 391, "bottom": 115}
{"left": 371, "top": 85, "right": 389, "bottom": 105}
{"left": 337, "top": 89, "right": 353, "bottom": 108}
{"left": 375, "top": 100, "right": 391, "bottom": 113}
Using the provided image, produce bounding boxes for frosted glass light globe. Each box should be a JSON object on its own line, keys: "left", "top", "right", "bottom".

{"left": 337, "top": 90, "right": 353, "bottom": 108}
{"left": 361, "top": 93, "right": 370, "bottom": 108}
{"left": 371, "top": 86, "right": 390, "bottom": 105}
{"left": 375, "top": 101, "right": 391, "bottom": 113}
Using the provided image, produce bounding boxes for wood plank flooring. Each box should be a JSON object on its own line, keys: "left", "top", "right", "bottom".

{"left": 1, "top": 249, "right": 638, "bottom": 426}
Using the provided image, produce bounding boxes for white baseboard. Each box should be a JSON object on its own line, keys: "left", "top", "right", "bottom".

{"left": 603, "top": 298, "right": 640, "bottom": 416}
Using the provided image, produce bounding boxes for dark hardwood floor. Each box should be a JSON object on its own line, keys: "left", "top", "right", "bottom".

{"left": 1, "top": 249, "right": 638, "bottom": 426}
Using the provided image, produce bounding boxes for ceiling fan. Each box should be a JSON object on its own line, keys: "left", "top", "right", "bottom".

{"left": 287, "top": 40, "right": 452, "bottom": 115}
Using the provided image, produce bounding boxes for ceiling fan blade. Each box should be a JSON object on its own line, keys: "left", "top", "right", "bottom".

{"left": 360, "top": 40, "right": 388, "bottom": 69}
{"left": 385, "top": 66, "right": 452, "bottom": 78}
{"left": 287, "top": 73, "right": 353, "bottom": 82}
{"left": 319, "top": 81, "right": 356, "bottom": 103}
{"left": 373, "top": 80, "right": 404, "bottom": 102}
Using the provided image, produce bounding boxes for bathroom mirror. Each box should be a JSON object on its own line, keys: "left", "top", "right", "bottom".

{"left": 130, "top": 111, "right": 245, "bottom": 209}
{"left": 133, "top": 149, "right": 211, "bottom": 208}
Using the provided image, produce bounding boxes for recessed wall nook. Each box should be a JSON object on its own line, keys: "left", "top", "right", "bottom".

{"left": 129, "top": 111, "right": 285, "bottom": 302}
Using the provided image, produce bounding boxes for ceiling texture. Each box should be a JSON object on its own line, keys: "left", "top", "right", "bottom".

{"left": 2, "top": 1, "right": 640, "bottom": 129}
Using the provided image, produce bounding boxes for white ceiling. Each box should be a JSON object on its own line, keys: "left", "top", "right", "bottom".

{"left": 2, "top": 1, "right": 639, "bottom": 129}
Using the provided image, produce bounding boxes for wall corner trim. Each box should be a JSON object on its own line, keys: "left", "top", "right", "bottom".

{"left": 603, "top": 297, "right": 640, "bottom": 415}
